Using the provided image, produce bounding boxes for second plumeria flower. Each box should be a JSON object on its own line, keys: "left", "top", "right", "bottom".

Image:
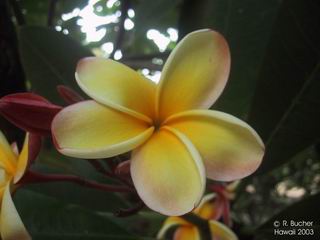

{"left": 158, "top": 194, "right": 238, "bottom": 240}
{"left": 52, "top": 29, "right": 264, "bottom": 216}
{"left": 0, "top": 131, "right": 40, "bottom": 240}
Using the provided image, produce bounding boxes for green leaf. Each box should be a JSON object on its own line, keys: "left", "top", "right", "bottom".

{"left": 19, "top": 0, "right": 50, "bottom": 26}
{"left": 248, "top": 0, "right": 320, "bottom": 174}
{"left": 24, "top": 182, "right": 129, "bottom": 213}
{"left": 101, "top": 211, "right": 166, "bottom": 237}
{"left": 178, "top": 0, "right": 282, "bottom": 117}
{"left": 18, "top": 26, "right": 92, "bottom": 104}
{"left": 27, "top": 146, "right": 129, "bottom": 212}
{"left": 14, "top": 189, "right": 139, "bottom": 238}
{"left": 255, "top": 192, "right": 320, "bottom": 239}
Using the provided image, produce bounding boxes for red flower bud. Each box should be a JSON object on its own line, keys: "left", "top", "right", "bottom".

{"left": 115, "top": 160, "right": 131, "bottom": 175}
{"left": 28, "top": 133, "right": 42, "bottom": 165}
{"left": 0, "top": 93, "right": 62, "bottom": 136}
{"left": 57, "top": 85, "right": 84, "bottom": 105}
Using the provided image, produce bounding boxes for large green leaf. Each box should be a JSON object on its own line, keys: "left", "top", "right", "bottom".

{"left": 177, "top": 0, "right": 282, "bottom": 117}
{"left": 255, "top": 192, "right": 320, "bottom": 239}
{"left": 18, "top": 26, "right": 92, "bottom": 104}
{"left": 14, "top": 190, "right": 140, "bottom": 239}
{"left": 24, "top": 182, "right": 128, "bottom": 213}
{"left": 248, "top": 0, "right": 320, "bottom": 174}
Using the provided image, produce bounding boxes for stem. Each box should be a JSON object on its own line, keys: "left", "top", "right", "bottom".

{"left": 89, "top": 159, "right": 114, "bottom": 178}
{"left": 181, "top": 213, "right": 212, "bottom": 240}
{"left": 22, "top": 170, "right": 135, "bottom": 193}
{"left": 104, "top": 157, "right": 117, "bottom": 172}
{"left": 115, "top": 201, "right": 145, "bottom": 217}
{"left": 89, "top": 159, "right": 133, "bottom": 187}
{"left": 222, "top": 198, "right": 232, "bottom": 227}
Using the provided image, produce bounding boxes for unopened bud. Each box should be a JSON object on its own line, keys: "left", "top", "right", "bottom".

{"left": 0, "top": 93, "right": 62, "bottom": 136}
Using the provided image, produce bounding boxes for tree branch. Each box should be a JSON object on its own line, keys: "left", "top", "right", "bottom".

{"left": 8, "top": 0, "right": 25, "bottom": 25}
{"left": 22, "top": 170, "right": 135, "bottom": 193}
{"left": 47, "top": 0, "right": 58, "bottom": 27}
{"left": 121, "top": 51, "right": 170, "bottom": 61}
{"left": 110, "top": 0, "right": 130, "bottom": 59}
{"left": 120, "top": 59, "right": 162, "bottom": 71}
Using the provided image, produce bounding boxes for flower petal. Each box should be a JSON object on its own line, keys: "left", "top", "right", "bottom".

{"left": 13, "top": 135, "right": 28, "bottom": 184}
{"left": 0, "top": 131, "right": 16, "bottom": 174}
{"left": 156, "top": 29, "right": 230, "bottom": 121}
{"left": 165, "top": 110, "right": 264, "bottom": 181}
{"left": 209, "top": 220, "right": 238, "bottom": 240}
{"left": 76, "top": 57, "right": 156, "bottom": 122}
{"left": 194, "top": 194, "right": 223, "bottom": 220}
{"left": 0, "top": 183, "right": 31, "bottom": 240}
{"left": 174, "top": 226, "right": 200, "bottom": 240}
{"left": 157, "top": 217, "right": 189, "bottom": 239}
{"left": 131, "top": 127, "right": 205, "bottom": 216}
{"left": 52, "top": 100, "right": 154, "bottom": 159}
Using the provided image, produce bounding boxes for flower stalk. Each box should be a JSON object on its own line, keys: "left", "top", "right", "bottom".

{"left": 21, "top": 170, "right": 135, "bottom": 193}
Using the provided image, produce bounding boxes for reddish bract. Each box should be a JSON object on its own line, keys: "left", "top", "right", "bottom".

{"left": 0, "top": 93, "right": 62, "bottom": 136}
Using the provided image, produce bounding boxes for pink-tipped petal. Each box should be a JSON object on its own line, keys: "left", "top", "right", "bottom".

{"left": 157, "top": 29, "right": 230, "bottom": 121}
{"left": 166, "top": 110, "right": 264, "bottom": 181}
{"left": 131, "top": 127, "right": 205, "bottom": 216}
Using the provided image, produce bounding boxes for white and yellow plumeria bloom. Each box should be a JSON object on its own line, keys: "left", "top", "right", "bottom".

{"left": 0, "top": 131, "right": 31, "bottom": 240}
{"left": 157, "top": 194, "right": 238, "bottom": 240}
{"left": 52, "top": 29, "right": 264, "bottom": 216}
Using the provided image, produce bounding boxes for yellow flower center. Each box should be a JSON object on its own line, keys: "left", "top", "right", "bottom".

{"left": 152, "top": 118, "right": 163, "bottom": 131}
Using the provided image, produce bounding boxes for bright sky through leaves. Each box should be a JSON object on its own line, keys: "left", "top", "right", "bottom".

{"left": 58, "top": 0, "right": 178, "bottom": 53}
{"left": 57, "top": 0, "right": 179, "bottom": 83}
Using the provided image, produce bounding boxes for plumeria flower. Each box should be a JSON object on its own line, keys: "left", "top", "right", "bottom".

{"left": 157, "top": 194, "right": 238, "bottom": 240}
{"left": 0, "top": 131, "right": 33, "bottom": 240}
{"left": 52, "top": 29, "right": 264, "bottom": 216}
